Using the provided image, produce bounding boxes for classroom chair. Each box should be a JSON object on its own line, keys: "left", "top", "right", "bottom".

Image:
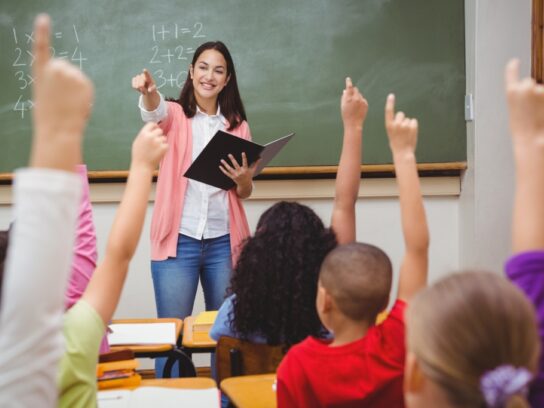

{"left": 215, "top": 336, "right": 285, "bottom": 383}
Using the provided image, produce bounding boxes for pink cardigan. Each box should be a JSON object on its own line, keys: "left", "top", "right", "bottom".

{"left": 151, "top": 102, "right": 251, "bottom": 263}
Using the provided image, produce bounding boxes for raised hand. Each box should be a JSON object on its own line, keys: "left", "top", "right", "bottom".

{"left": 505, "top": 59, "right": 544, "bottom": 146}
{"left": 131, "top": 69, "right": 157, "bottom": 96}
{"left": 30, "top": 14, "right": 94, "bottom": 171}
{"left": 506, "top": 59, "right": 544, "bottom": 253}
{"left": 341, "top": 77, "right": 368, "bottom": 129}
{"left": 131, "top": 122, "right": 168, "bottom": 171}
{"left": 385, "top": 94, "right": 418, "bottom": 155}
{"left": 384, "top": 93, "right": 428, "bottom": 302}
{"left": 330, "top": 77, "right": 366, "bottom": 244}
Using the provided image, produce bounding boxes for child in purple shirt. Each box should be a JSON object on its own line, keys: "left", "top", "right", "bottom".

{"left": 504, "top": 58, "right": 544, "bottom": 406}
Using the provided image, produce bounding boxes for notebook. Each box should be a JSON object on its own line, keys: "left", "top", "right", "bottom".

{"left": 184, "top": 131, "right": 295, "bottom": 190}
{"left": 107, "top": 323, "right": 176, "bottom": 345}
{"left": 98, "top": 387, "right": 219, "bottom": 408}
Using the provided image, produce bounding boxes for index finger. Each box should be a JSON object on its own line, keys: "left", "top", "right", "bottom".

{"left": 505, "top": 59, "right": 520, "bottom": 89}
{"left": 344, "top": 77, "right": 354, "bottom": 95}
{"left": 32, "top": 14, "right": 51, "bottom": 80}
{"left": 385, "top": 93, "right": 395, "bottom": 124}
{"left": 143, "top": 68, "right": 152, "bottom": 82}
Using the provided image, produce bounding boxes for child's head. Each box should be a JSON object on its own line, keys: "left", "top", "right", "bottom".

{"left": 229, "top": 201, "right": 337, "bottom": 348}
{"left": 317, "top": 242, "right": 392, "bottom": 328}
{"left": 177, "top": 41, "right": 246, "bottom": 130}
{"left": 405, "top": 271, "right": 539, "bottom": 408}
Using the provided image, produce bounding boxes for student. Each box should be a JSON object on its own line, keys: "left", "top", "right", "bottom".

{"left": 0, "top": 165, "right": 98, "bottom": 316}
{"left": 276, "top": 94, "right": 429, "bottom": 407}
{"left": 0, "top": 14, "right": 94, "bottom": 407}
{"left": 58, "top": 121, "right": 167, "bottom": 407}
{"left": 65, "top": 164, "right": 98, "bottom": 311}
{"left": 210, "top": 78, "right": 366, "bottom": 348}
{"left": 404, "top": 271, "right": 539, "bottom": 408}
{"left": 503, "top": 58, "right": 544, "bottom": 406}
{"left": 132, "top": 42, "right": 256, "bottom": 375}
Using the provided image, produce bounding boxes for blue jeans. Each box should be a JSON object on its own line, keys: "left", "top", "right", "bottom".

{"left": 151, "top": 233, "right": 232, "bottom": 377}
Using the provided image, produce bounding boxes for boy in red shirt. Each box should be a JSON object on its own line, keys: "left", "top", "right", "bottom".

{"left": 277, "top": 94, "right": 429, "bottom": 407}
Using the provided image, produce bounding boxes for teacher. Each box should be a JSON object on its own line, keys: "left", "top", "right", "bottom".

{"left": 131, "top": 41, "right": 255, "bottom": 375}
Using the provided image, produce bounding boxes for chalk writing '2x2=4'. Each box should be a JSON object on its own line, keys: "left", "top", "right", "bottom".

{"left": 11, "top": 25, "right": 87, "bottom": 119}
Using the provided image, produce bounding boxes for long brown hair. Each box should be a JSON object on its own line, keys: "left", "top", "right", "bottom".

{"left": 407, "top": 271, "right": 539, "bottom": 408}
{"left": 168, "top": 41, "right": 247, "bottom": 131}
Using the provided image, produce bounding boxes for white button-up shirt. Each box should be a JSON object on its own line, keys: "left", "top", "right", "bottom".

{"left": 139, "top": 93, "right": 229, "bottom": 240}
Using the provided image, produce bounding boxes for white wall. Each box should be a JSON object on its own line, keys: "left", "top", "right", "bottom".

{"left": 0, "top": 179, "right": 459, "bottom": 367}
{"left": 459, "top": 0, "right": 532, "bottom": 271}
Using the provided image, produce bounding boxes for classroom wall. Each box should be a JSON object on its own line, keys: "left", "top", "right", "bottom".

{"left": 0, "top": 180, "right": 459, "bottom": 366}
{"left": 459, "top": 0, "right": 531, "bottom": 272}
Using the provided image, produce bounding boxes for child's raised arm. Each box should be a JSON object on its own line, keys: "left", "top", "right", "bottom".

{"left": 30, "top": 16, "right": 93, "bottom": 171}
{"left": 506, "top": 59, "right": 544, "bottom": 253}
{"left": 81, "top": 123, "right": 168, "bottom": 325}
{"left": 505, "top": 58, "right": 544, "bottom": 407}
{"left": 385, "top": 95, "right": 429, "bottom": 302}
{"left": 0, "top": 14, "right": 93, "bottom": 407}
{"left": 330, "top": 77, "right": 368, "bottom": 244}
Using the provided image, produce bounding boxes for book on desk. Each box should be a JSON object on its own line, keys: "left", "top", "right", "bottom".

{"left": 98, "top": 386, "right": 219, "bottom": 408}
{"left": 97, "top": 354, "right": 141, "bottom": 390}
{"left": 107, "top": 322, "right": 177, "bottom": 346}
{"left": 192, "top": 311, "right": 218, "bottom": 343}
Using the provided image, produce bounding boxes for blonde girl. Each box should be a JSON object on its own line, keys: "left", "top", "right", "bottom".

{"left": 405, "top": 271, "right": 539, "bottom": 408}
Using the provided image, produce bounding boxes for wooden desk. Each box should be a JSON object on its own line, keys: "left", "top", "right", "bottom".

{"left": 221, "top": 374, "right": 276, "bottom": 408}
{"left": 135, "top": 378, "right": 216, "bottom": 389}
{"left": 109, "top": 318, "right": 196, "bottom": 377}
{"left": 182, "top": 316, "right": 217, "bottom": 353}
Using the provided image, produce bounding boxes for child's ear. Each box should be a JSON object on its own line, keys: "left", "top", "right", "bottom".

{"left": 404, "top": 352, "right": 425, "bottom": 394}
{"left": 316, "top": 285, "right": 333, "bottom": 314}
{"left": 189, "top": 64, "right": 194, "bottom": 79}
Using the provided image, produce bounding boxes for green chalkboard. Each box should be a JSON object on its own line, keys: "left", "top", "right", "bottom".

{"left": 0, "top": 0, "right": 465, "bottom": 174}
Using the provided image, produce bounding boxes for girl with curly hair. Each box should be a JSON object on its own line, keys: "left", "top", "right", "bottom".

{"left": 210, "top": 77, "right": 368, "bottom": 349}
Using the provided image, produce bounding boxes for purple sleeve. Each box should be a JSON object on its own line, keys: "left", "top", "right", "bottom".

{"left": 505, "top": 251, "right": 544, "bottom": 404}
{"left": 64, "top": 165, "right": 98, "bottom": 310}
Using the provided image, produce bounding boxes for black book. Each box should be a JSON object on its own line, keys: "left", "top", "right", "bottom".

{"left": 184, "top": 131, "right": 294, "bottom": 190}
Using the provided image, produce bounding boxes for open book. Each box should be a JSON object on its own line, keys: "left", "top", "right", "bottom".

{"left": 98, "top": 387, "right": 219, "bottom": 408}
{"left": 107, "top": 323, "right": 176, "bottom": 346}
{"left": 184, "top": 131, "right": 295, "bottom": 190}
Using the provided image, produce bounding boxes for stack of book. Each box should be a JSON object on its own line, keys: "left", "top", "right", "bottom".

{"left": 192, "top": 311, "right": 218, "bottom": 343}
{"left": 97, "top": 349, "right": 141, "bottom": 390}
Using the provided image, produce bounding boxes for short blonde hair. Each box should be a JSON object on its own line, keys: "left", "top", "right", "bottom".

{"left": 407, "top": 271, "right": 539, "bottom": 408}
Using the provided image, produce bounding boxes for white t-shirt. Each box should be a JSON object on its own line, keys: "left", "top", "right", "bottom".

{"left": 0, "top": 168, "right": 81, "bottom": 408}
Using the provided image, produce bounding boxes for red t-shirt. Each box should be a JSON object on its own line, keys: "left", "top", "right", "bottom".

{"left": 276, "top": 300, "right": 406, "bottom": 408}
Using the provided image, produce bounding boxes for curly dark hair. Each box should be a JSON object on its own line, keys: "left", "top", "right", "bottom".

{"left": 228, "top": 201, "right": 337, "bottom": 349}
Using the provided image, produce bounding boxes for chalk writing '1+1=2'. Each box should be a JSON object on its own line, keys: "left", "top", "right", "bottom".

{"left": 11, "top": 25, "right": 87, "bottom": 118}
{"left": 149, "top": 22, "right": 206, "bottom": 90}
